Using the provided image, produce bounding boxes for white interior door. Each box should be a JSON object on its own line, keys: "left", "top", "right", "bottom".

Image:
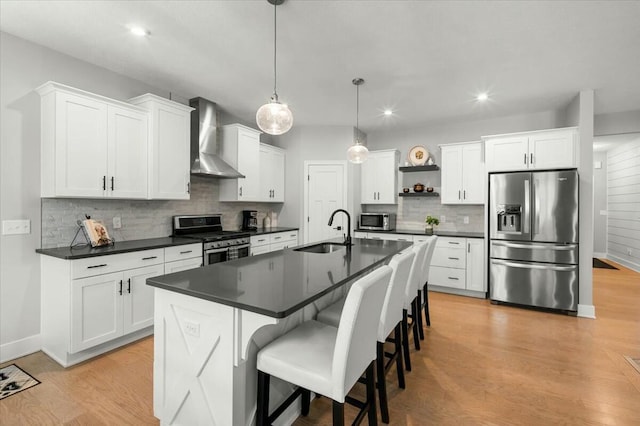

{"left": 304, "top": 162, "right": 347, "bottom": 244}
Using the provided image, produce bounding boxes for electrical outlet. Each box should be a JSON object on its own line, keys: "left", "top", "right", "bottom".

{"left": 627, "top": 248, "right": 633, "bottom": 256}
{"left": 184, "top": 320, "right": 200, "bottom": 337}
{"left": 2, "top": 219, "right": 31, "bottom": 235}
{"left": 440, "top": 215, "right": 446, "bottom": 223}
{"left": 113, "top": 216, "right": 122, "bottom": 229}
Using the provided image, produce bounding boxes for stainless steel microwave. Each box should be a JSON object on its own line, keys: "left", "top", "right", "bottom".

{"left": 359, "top": 213, "right": 396, "bottom": 231}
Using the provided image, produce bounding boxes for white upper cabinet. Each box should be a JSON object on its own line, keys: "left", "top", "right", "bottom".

{"left": 259, "top": 143, "right": 285, "bottom": 202}
{"left": 361, "top": 150, "right": 399, "bottom": 204}
{"left": 128, "top": 94, "right": 193, "bottom": 200}
{"left": 38, "top": 82, "right": 149, "bottom": 199}
{"left": 484, "top": 127, "right": 578, "bottom": 172}
{"left": 219, "top": 124, "right": 261, "bottom": 201}
{"left": 440, "top": 141, "right": 484, "bottom": 204}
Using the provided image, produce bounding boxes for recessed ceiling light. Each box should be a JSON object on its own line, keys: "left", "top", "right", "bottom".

{"left": 476, "top": 93, "right": 489, "bottom": 102}
{"left": 384, "top": 109, "right": 393, "bottom": 116}
{"left": 130, "top": 26, "right": 149, "bottom": 37}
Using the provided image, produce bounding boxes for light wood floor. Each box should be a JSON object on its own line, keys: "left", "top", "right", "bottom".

{"left": 2, "top": 261, "right": 639, "bottom": 425}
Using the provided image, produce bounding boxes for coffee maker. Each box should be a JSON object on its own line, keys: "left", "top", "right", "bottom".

{"left": 242, "top": 210, "right": 258, "bottom": 230}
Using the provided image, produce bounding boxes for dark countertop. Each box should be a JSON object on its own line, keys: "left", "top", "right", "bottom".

{"left": 36, "top": 237, "right": 199, "bottom": 260}
{"left": 147, "top": 238, "right": 411, "bottom": 318}
{"left": 355, "top": 229, "right": 484, "bottom": 239}
{"left": 242, "top": 227, "right": 299, "bottom": 236}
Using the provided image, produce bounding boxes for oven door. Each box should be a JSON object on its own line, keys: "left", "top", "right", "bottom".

{"left": 204, "top": 247, "right": 229, "bottom": 265}
{"left": 228, "top": 244, "right": 250, "bottom": 261}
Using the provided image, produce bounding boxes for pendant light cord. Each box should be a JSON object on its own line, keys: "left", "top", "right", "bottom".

{"left": 273, "top": 1, "right": 278, "bottom": 97}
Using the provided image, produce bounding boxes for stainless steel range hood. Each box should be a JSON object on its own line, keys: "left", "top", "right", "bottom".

{"left": 189, "top": 97, "right": 244, "bottom": 179}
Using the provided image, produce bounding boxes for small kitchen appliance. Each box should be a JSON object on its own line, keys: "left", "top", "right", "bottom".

{"left": 173, "top": 214, "right": 250, "bottom": 265}
{"left": 358, "top": 213, "right": 396, "bottom": 231}
{"left": 242, "top": 210, "right": 258, "bottom": 231}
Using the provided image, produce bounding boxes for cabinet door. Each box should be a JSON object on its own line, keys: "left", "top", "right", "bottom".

{"left": 466, "top": 239, "right": 485, "bottom": 292}
{"left": 237, "top": 128, "right": 260, "bottom": 201}
{"left": 55, "top": 92, "right": 108, "bottom": 197}
{"left": 376, "top": 152, "right": 399, "bottom": 204}
{"left": 164, "top": 257, "right": 203, "bottom": 274}
{"left": 360, "top": 158, "right": 377, "bottom": 203}
{"left": 440, "top": 146, "right": 463, "bottom": 204}
{"left": 461, "top": 143, "right": 485, "bottom": 204}
{"left": 123, "top": 264, "right": 164, "bottom": 334}
{"left": 484, "top": 136, "right": 528, "bottom": 172}
{"left": 250, "top": 244, "right": 271, "bottom": 256}
{"left": 71, "top": 272, "right": 123, "bottom": 353}
{"left": 529, "top": 130, "right": 577, "bottom": 170}
{"left": 271, "top": 149, "right": 286, "bottom": 202}
{"left": 151, "top": 104, "right": 190, "bottom": 199}
{"left": 259, "top": 144, "right": 273, "bottom": 201}
{"left": 108, "top": 105, "right": 149, "bottom": 199}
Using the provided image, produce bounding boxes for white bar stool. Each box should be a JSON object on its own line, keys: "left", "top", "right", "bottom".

{"left": 416, "top": 236, "right": 438, "bottom": 338}
{"left": 402, "top": 242, "right": 428, "bottom": 371}
{"left": 316, "top": 250, "right": 416, "bottom": 423}
{"left": 256, "top": 265, "right": 393, "bottom": 426}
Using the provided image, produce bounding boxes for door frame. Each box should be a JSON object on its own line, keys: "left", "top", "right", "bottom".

{"left": 303, "top": 160, "right": 348, "bottom": 244}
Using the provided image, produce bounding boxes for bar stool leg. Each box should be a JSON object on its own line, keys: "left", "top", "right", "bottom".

{"left": 333, "top": 400, "right": 345, "bottom": 426}
{"left": 394, "top": 323, "right": 405, "bottom": 389}
{"left": 424, "top": 283, "right": 431, "bottom": 327}
{"left": 412, "top": 297, "right": 421, "bottom": 351}
{"left": 366, "top": 361, "right": 378, "bottom": 426}
{"left": 376, "top": 342, "right": 389, "bottom": 423}
{"left": 402, "top": 309, "right": 412, "bottom": 371}
{"left": 257, "top": 371, "right": 270, "bottom": 426}
{"left": 416, "top": 289, "right": 425, "bottom": 340}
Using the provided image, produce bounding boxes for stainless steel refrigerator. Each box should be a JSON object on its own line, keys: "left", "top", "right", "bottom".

{"left": 489, "top": 170, "right": 579, "bottom": 312}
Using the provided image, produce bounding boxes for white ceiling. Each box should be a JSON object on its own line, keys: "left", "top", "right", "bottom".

{"left": 2, "top": 1, "right": 640, "bottom": 133}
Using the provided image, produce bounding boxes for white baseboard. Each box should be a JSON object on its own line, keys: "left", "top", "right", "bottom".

{"left": 577, "top": 304, "right": 596, "bottom": 319}
{"left": 607, "top": 254, "right": 640, "bottom": 273}
{"left": 593, "top": 252, "right": 607, "bottom": 258}
{"left": 0, "top": 334, "right": 41, "bottom": 363}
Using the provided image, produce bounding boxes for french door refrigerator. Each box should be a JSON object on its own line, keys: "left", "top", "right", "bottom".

{"left": 489, "top": 169, "right": 579, "bottom": 312}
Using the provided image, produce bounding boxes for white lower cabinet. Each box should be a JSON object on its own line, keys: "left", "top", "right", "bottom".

{"left": 429, "top": 237, "right": 485, "bottom": 294}
{"left": 250, "top": 230, "right": 299, "bottom": 255}
{"left": 41, "top": 243, "right": 202, "bottom": 367}
{"left": 355, "top": 232, "right": 413, "bottom": 242}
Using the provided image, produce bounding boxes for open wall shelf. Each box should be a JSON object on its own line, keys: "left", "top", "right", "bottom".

{"left": 399, "top": 165, "right": 440, "bottom": 172}
{"left": 399, "top": 192, "right": 440, "bottom": 197}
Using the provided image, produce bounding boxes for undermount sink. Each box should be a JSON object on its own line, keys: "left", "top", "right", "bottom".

{"left": 294, "top": 242, "right": 348, "bottom": 254}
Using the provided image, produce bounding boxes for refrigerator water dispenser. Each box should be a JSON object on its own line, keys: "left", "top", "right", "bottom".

{"left": 497, "top": 204, "right": 522, "bottom": 233}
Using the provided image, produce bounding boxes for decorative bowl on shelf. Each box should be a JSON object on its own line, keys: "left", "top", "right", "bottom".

{"left": 402, "top": 187, "right": 410, "bottom": 193}
{"left": 426, "top": 187, "right": 434, "bottom": 193}
{"left": 413, "top": 183, "right": 425, "bottom": 193}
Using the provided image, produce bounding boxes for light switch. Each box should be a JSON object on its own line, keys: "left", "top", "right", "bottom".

{"left": 2, "top": 219, "right": 31, "bottom": 235}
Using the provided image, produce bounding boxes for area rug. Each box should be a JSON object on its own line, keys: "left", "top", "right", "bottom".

{"left": 593, "top": 258, "right": 618, "bottom": 269}
{"left": 0, "top": 364, "right": 40, "bottom": 400}
{"left": 624, "top": 356, "right": 640, "bottom": 374}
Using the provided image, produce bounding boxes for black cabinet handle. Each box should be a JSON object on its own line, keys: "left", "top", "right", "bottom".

{"left": 464, "top": 190, "right": 466, "bottom": 199}
{"left": 180, "top": 250, "right": 193, "bottom": 254}
{"left": 239, "top": 186, "right": 243, "bottom": 196}
{"left": 524, "top": 153, "right": 527, "bottom": 164}
{"left": 187, "top": 182, "right": 190, "bottom": 194}
{"left": 142, "top": 256, "right": 158, "bottom": 260}
{"left": 448, "top": 277, "right": 459, "bottom": 280}
{"left": 530, "top": 153, "right": 534, "bottom": 164}
{"left": 111, "top": 176, "right": 114, "bottom": 191}
{"left": 127, "top": 278, "right": 131, "bottom": 294}
{"left": 102, "top": 176, "right": 106, "bottom": 190}
{"left": 87, "top": 264, "right": 107, "bottom": 269}
{"left": 448, "top": 241, "right": 460, "bottom": 245}
{"left": 448, "top": 257, "right": 459, "bottom": 260}
{"left": 119, "top": 280, "right": 123, "bottom": 295}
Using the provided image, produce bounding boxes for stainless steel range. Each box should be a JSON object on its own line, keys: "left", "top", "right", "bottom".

{"left": 173, "top": 214, "right": 250, "bottom": 265}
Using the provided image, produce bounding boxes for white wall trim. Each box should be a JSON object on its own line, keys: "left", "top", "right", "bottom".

{"left": 577, "top": 304, "right": 596, "bottom": 319}
{"left": 607, "top": 254, "right": 640, "bottom": 273}
{"left": 0, "top": 334, "right": 41, "bottom": 363}
{"left": 593, "top": 252, "right": 607, "bottom": 258}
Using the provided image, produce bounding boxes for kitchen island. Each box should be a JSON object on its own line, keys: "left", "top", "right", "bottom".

{"left": 147, "top": 237, "right": 411, "bottom": 425}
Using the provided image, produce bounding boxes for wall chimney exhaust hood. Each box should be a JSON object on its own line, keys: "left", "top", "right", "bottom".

{"left": 190, "top": 97, "right": 244, "bottom": 179}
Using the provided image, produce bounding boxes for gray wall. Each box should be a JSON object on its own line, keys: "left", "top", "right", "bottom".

{"left": 592, "top": 151, "right": 608, "bottom": 256}
{"left": 595, "top": 109, "right": 640, "bottom": 136}
{"left": 606, "top": 138, "right": 640, "bottom": 271}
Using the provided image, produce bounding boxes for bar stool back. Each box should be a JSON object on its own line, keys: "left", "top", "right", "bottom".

{"left": 401, "top": 242, "right": 428, "bottom": 370}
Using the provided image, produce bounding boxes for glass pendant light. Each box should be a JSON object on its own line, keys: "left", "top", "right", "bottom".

{"left": 347, "top": 78, "right": 369, "bottom": 163}
{"left": 256, "top": 0, "right": 293, "bottom": 135}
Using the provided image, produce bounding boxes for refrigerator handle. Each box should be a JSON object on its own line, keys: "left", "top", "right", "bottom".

{"left": 523, "top": 179, "right": 530, "bottom": 234}
{"left": 533, "top": 178, "right": 540, "bottom": 236}
{"left": 492, "top": 241, "right": 577, "bottom": 250}
{"left": 491, "top": 259, "right": 576, "bottom": 271}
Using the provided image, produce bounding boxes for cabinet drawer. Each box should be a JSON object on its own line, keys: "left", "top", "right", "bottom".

{"left": 431, "top": 246, "right": 466, "bottom": 269}
{"left": 366, "top": 233, "right": 413, "bottom": 242}
{"left": 430, "top": 266, "right": 466, "bottom": 289}
{"left": 72, "top": 249, "right": 165, "bottom": 279}
{"left": 250, "top": 235, "right": 270, "bottom": 247}
{"left": 165, "top": 244, "right": 202, "bottom": 263}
